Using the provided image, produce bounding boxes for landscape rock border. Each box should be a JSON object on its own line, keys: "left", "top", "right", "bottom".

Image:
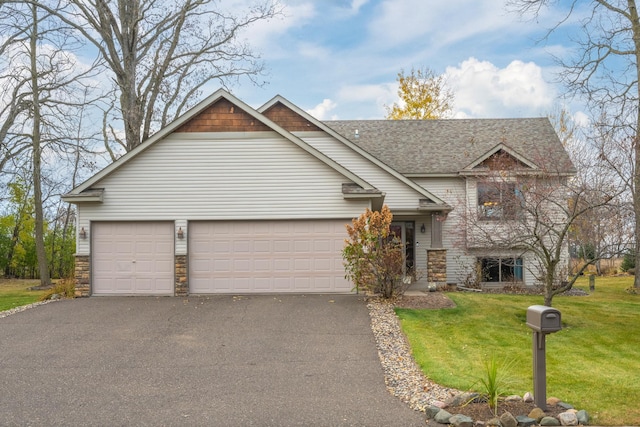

{"left": 0, "top": 299, "right": 56, "bottom": 319}
{"left": 367, "top": 296, "right": 590, "bottom": 426}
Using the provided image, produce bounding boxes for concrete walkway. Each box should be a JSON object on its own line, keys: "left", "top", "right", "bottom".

{"left": 0, "top": 295, "right": 426, "bottom": 426}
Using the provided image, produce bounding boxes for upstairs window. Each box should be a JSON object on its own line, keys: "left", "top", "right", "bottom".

{"left": 477, "top": 182, "right": 522, "bottom": 220}
{"left": 479, "top": 257, "right": 523, "bottom": 283}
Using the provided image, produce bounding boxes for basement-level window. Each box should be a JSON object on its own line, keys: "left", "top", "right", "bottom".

{"left": 479, "top": 257, "right": 523, "bottom": 283}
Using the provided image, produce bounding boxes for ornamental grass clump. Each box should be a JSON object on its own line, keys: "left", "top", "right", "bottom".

{"left": 478, "top": 355, "right": 515, "bottom": 416}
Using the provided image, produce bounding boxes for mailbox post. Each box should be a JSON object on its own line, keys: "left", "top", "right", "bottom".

{"left": 526, "top": 305, "right": 562, "bottom": 410}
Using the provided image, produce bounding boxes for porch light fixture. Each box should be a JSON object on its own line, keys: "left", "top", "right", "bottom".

{"left": 79, "top": 227, "right": 87, "bottom": 239}
{"left": 177, "top": 227, "right": 184, "bottom": 239}
{"left": 420, "top": 223, "right": 426, "bottom": 233}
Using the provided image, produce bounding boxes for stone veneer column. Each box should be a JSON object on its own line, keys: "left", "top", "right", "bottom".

{"left": 427, "top": 249, "right": 447, "bottom": 284}
{"left": 175, "top": 255, "right": 188, "bottom": 296}
{"left": 74, "top": 255, "right": 90, "bottom": 297}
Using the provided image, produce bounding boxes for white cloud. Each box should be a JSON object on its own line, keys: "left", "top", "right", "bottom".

{"left": 336, "top": 83, "right": 397, "bottom": 118}
{"left": 350, "top": 0, "right": 370, "bottom": 14}
{"left": 368, "top": 1, "right": 528, "bottom": 51}
{"left": 445, "top": 57, "right": 556, "bottom": 118}
{"left": 573, "top": 110, "right": 590, "bottom": 127}
{"left": 297, "top": 41, "right": 332, "bottom": 59}
{"left": 306, "top": 98, "right": 338, "bottom": 120}
{"left": 236, "top": 2, "right": 316, "bottom": 56}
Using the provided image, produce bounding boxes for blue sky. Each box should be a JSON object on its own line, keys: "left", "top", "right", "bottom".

{"left": 227, "top": 0, "right": 587, "bottom": 121}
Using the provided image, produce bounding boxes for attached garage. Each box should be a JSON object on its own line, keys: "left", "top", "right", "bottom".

{"left": 64, "top": 90, "right": 450, "bottom": 297}
{"left": 92, "top": 222, "right": 174, "bottom": 295}
{"left": 189, "top": 220, "right": 350, "bottom": 294}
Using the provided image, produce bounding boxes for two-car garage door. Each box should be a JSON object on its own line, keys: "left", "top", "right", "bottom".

{"left": 189, "top": 220, "right": 350, "bottom": 293}
{"left": 91, "top": 220, "right": 350, "bottom": 295}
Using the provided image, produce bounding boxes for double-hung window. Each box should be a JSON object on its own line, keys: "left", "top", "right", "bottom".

{"left": 477, "top": 182, "right": 521, "bottom": 220}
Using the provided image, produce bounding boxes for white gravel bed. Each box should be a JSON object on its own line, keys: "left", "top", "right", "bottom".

{"left": 0, "top": 299, "right": 57, "bottom": 319}
{"left": 367, "top": 297, "right": 461, "bottom": 412}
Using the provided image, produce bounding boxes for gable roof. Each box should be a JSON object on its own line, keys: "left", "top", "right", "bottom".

{"left": 258, "top": 96, "right": 448, "bottom": 206}
{"left": 64, "top": 89, "right": 381, "bottom": 199}
{"left": 462, "top": 143, "right": 538, "bottom": 172}
{"left": 324, "top": 118, "right": 575, "bottom": 177}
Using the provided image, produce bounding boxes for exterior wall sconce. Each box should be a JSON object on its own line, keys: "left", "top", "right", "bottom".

{"left": 79, "top": 227, "right": 87, "bottom": 239}
{"left": 177, "top": 227, "right": 184, "bottom": 239}
{"left": 420, "top": 223, "right": 426, "bottom": 233}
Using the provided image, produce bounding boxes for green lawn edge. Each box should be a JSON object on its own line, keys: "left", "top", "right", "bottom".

{"left": 0, "top": 279, "right": 49, "bottom": 312}
{"left": 396, "top": 276, "right": 640, "bottom": 426}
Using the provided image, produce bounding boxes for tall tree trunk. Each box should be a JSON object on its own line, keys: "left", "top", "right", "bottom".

{"left": 630, "top": 0, "right": 640, "bottom": 288}
{"left": 30, "top": 4, "right": 51, "bottom": 287}
{"left": 4, "top": 221, "right": 21, "bottom": 277}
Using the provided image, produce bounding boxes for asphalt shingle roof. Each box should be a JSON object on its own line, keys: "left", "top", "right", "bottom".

{"left": 323, "top": 118, "right": 575, "bottom": 176}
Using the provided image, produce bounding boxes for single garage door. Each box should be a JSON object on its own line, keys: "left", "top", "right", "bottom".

{"left": 92, "top": 222, "right": 174, "bottom": 295}
{"left": 189, "top": 220, "right": 350, "bottom": 293}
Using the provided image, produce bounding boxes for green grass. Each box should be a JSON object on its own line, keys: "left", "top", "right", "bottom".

{"left": 396, "top": 276, "right": 640, "bottom": 426}
{"left": 0, "top": 279, "right": 50, "bottom": 312}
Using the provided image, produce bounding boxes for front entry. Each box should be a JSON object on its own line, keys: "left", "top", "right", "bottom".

{"left": 390, "top": 221, "right": 415, "bottom": 273}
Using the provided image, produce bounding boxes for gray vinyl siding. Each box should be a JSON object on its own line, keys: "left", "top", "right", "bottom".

{"left": 413, "top": 176, "right": 565, "bottom": 287}
{"left": 299, "top": 134, "right": 428, "bottom": 209}
{"left": 413, "top": 177, "right": 473, "bottom": 284}
{"left": 75, "top": 132, "right": 369, "bottom": 255}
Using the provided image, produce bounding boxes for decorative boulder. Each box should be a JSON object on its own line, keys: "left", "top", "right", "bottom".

{"left": 449, "top": 414, "right": 474, "bottom": 427}
{"left": 558, "top": 411, "right": 578, "bottom": 426}
{"left": 500, "top": 411, "right": 517, "bottom": 427}
{"left": 576, "top": 410, "right": 589, "bottom": 425}
{"left": 445, "top": 392, "right": 480, "bottom": 407}
{"left": 540, "top": 417, "right": 561, "bottom": 426}
{"left": 547, "top": 397, "right": 562, "bottom": 406}
{"left": 435, "top": 409, "right": 453, "bottom": 424}
{"left": 515, "top": 415, "right": 536, "bottom": 427}
{"left": 528, "top": 407, "right": 545, "bottom": 422}
{"left": 505, "top": 395, "right": 523, "bottom": 402}
{"left": 523, "top": 392, "right": 534, "bottom": 403}
{"left": 425, "top": 405, "right": 441, "bottom": 419}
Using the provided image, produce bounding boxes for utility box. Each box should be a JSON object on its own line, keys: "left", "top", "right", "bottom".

{"left": 526, "top": 305, "right": 562, "bottom": 333}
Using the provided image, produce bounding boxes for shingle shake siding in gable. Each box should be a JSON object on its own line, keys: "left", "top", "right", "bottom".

{"left": 324, "top": 118, "right": 575, "bottom": 176}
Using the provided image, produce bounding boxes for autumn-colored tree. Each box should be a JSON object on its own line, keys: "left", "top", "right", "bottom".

{"left": 342, "top": 205, "right": 405, "bottom": 298}
{"left": 386, "top": 67, "right": 454, "bottom": 120}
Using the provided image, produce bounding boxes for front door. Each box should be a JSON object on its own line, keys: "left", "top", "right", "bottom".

{"left": 390, "top": 221, "right": 415, "bottom": 273}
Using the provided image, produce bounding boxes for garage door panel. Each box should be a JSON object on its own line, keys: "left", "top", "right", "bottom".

{"left": 189, "top": 220, "right": 350, "bottom": 294}
{"left": 93, "top": 222, "right": 173, "bottom": 295}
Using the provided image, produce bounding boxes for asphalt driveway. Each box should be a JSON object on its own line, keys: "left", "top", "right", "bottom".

{"left": 0, "top": 295, "right": 426, "bottom": 426}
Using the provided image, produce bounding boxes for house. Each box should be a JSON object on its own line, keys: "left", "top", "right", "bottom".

{"left": 62, "top": 89, "right": 575, "bottom": 296}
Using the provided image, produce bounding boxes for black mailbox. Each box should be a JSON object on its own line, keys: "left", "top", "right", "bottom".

{"left": 526, "top": 305, "right": 562, "bottom": 333}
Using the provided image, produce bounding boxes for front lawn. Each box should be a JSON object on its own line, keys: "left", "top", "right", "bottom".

{"left": 396, "top": 276, "right": 640, "bottom": 426}
{"left": 0, "top": 279, "right": 49, "bottom": 312}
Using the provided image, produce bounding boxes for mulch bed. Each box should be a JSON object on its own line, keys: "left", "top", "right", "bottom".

{"left": 442, "top": 401, "right": 566, "bottom": 424}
